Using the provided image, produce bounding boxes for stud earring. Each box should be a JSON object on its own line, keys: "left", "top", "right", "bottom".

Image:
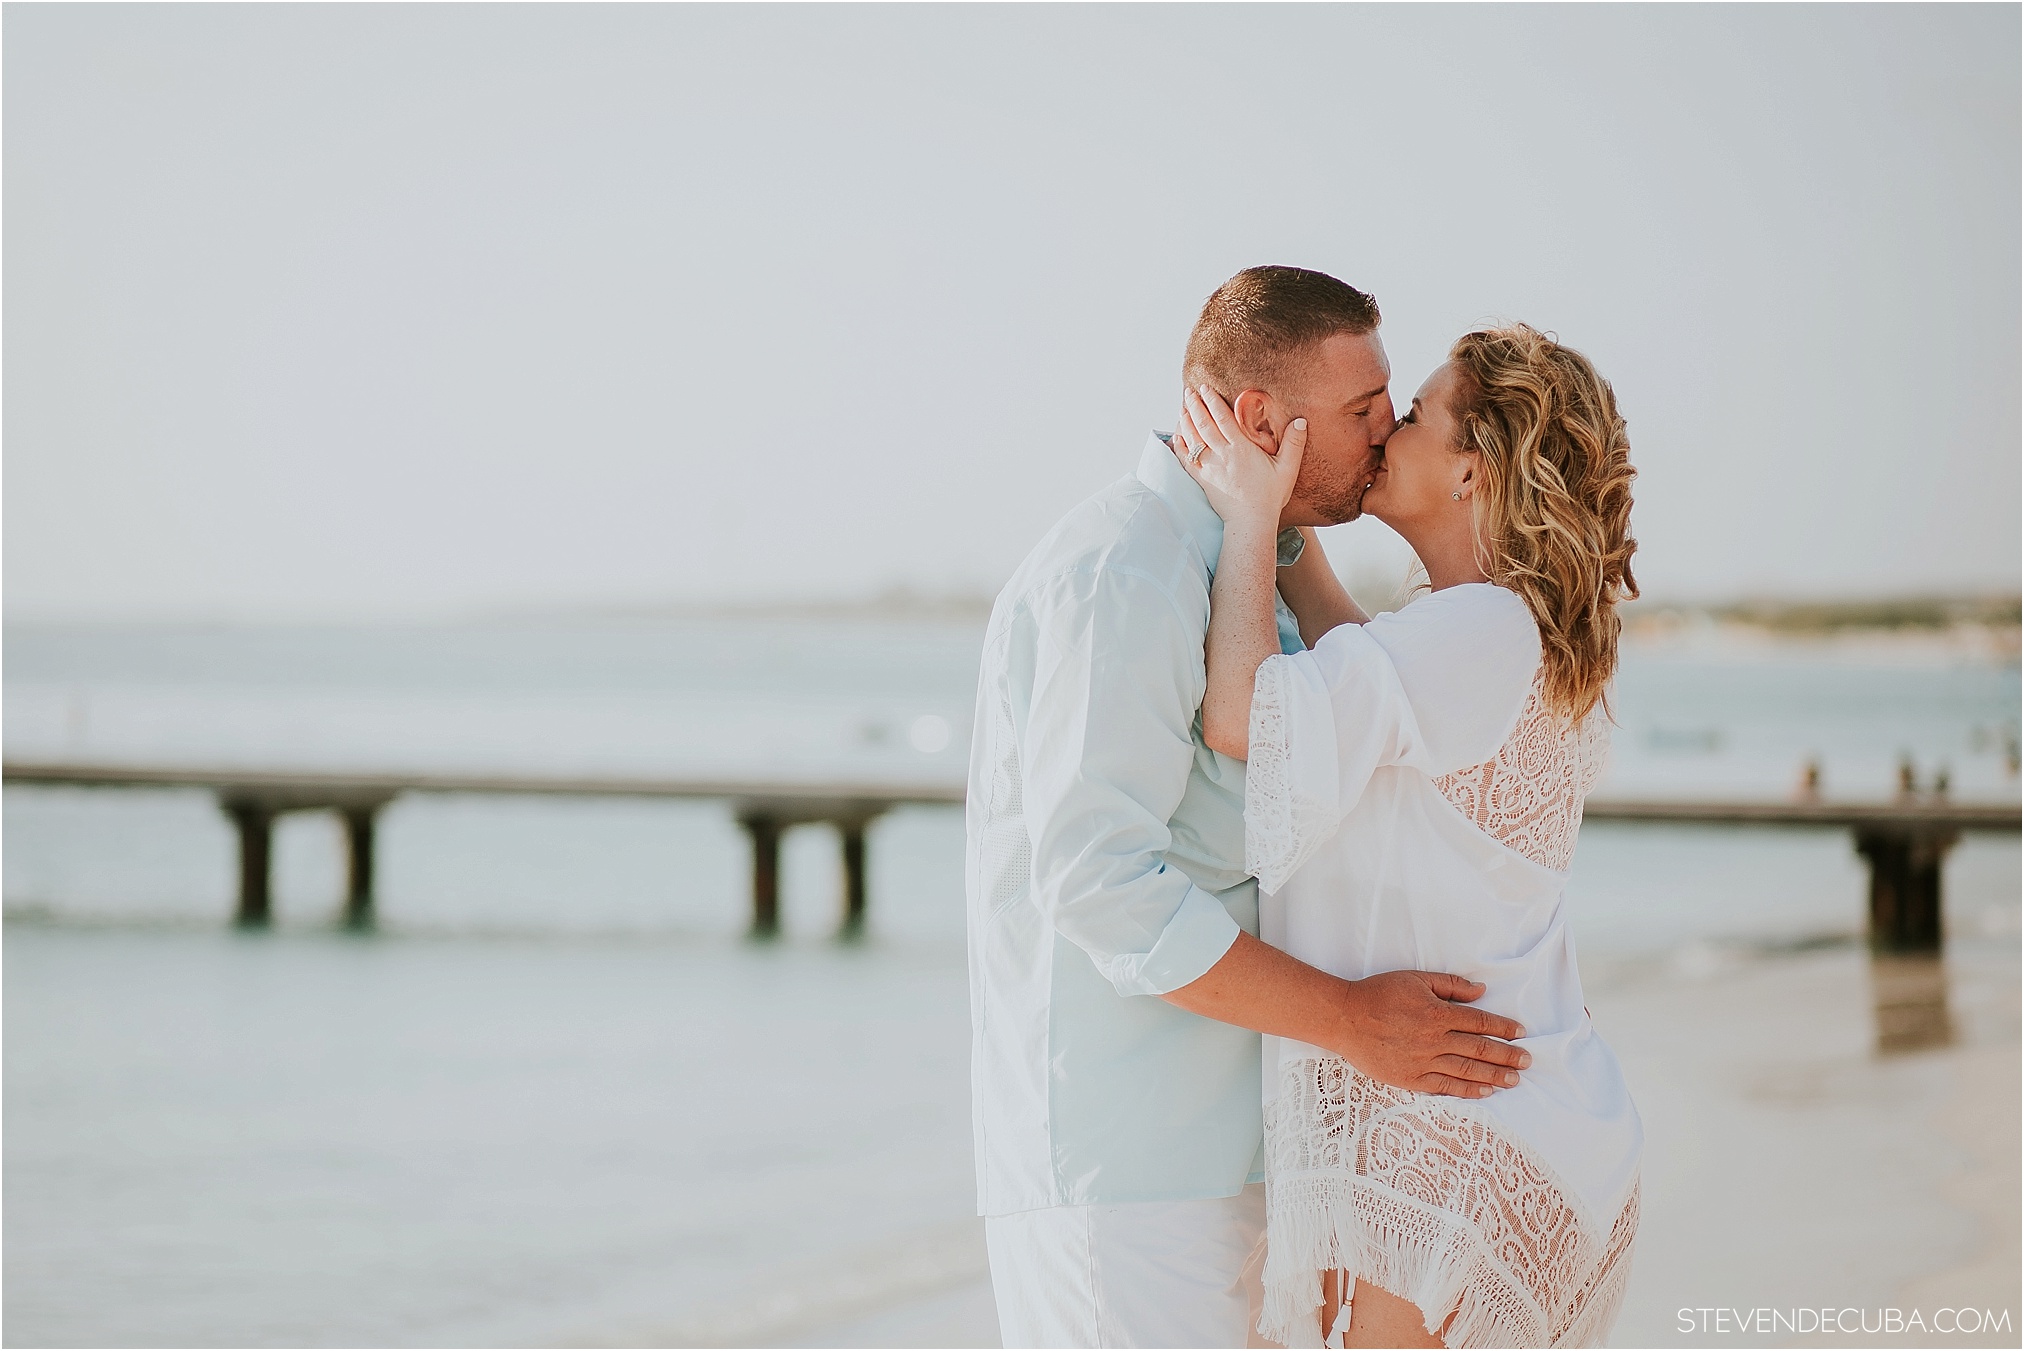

{"left": 1451, "top": 492, "right": 1462, "bottom": 500}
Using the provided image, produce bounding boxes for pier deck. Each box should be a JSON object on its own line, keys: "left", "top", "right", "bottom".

{"left": 4, "top": 760, "right": 2015, "bottom": 950}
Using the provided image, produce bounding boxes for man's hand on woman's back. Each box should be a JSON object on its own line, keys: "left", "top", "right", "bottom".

{"left": 1333, "top": 969, "right": 1530, "bottom": 1098}
{"left": 1160, "top": 932, "right": 1529, "bottom": 1099}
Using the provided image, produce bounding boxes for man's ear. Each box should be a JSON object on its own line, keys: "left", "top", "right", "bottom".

{"left": 1229, "top": 389, "right": 1279, "bottom": 456}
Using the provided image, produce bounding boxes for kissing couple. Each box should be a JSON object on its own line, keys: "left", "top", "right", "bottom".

{"left": 966, "top": 266, "right": 1643, "bottom": 1348}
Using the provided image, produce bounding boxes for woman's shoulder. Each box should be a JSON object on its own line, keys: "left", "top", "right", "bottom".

{"left": 1394, "top": 582, "right": 1535, "bottom": 630}
{"left": 1292, "top": 585, "right": 1538, "bottom": 775}
{"left": 1363, "top": 584, "right": 1540, "bottom": 672}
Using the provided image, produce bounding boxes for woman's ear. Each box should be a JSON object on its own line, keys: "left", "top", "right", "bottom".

{"left": 1451, "top": 458, "right": 1477, "bottom": 503}
{"left": 1229, "top": 389, "right": 1280, "bottom": 455}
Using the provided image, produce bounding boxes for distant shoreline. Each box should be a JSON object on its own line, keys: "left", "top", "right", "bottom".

{"left": 507, "top": 589, "right": 2024, "bottom": 632}
{"left": 568, "top": 590, "right": 2024, "bottom": 639}
{"left": 1619, "top": 596, "right": 2021, "bottom": 663}
{"left": 1626, "top": 594, "right": 2021, "bottom": 635}
{"left": 541, "top": 588, "right": 2024, "bottom": 634}
{"left": 5, "top": 590, "right": 2019, "bottom": 636}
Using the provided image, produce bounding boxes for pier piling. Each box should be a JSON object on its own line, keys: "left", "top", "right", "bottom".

{"left": 224, "top": 800, "right": 274, "bottom": 927}
{"left": 740, "top": 813, "right": 782, "bottom": 938}
{"left": 737, "top": 807, "right": 881, "bottom": 939}
{"left": 341, "top": 805, "right": 383, "bottom": 929}
{"left": 840, "top": 820, "right": 868, "bottom": 938}
{"left": 1855, "top": 824, "right": 1958, "bottom": 953}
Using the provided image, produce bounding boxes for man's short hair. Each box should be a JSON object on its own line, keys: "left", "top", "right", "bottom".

{"left": 1183, "top": 266, "right": 1381, "bottom": 397}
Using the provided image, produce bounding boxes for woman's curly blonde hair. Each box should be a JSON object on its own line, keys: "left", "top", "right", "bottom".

{"left": 1448, "top": 324, "right": 1639, "bottom": 722}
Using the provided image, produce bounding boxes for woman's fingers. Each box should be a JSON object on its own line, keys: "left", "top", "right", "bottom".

{"left": 1186, "top": 387, "right": 1306, "bottom": 481}
{"left": 1176, "top": 408, "right": 1211, "bottom": 472}
{"left": 1182, "top": 388, "right": 1228, "bottom": 455}
{"left": 1276, "top": 417, "right": 1308, "bottom": 484}
{"left": 1195, "top": 385, "right": 1247, "bottom": 445}
{"left": 1177, "top": 391, "right": 1305, "bottom": 520}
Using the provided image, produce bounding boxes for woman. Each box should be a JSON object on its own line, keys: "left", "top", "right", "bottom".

{"left": 1174, "top": 324, "right": 1642, "bottom": 1349}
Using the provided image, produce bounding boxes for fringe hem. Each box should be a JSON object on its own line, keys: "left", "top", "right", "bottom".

{"left": 1258, "top": 1175, "right": 1638, "bottom": 1349}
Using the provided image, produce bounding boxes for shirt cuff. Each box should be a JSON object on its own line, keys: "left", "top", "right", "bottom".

{"left": 1103, "top": 880, "right": 1243, "bottom": 997}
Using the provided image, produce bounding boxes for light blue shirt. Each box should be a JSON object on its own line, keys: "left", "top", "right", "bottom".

{"left": 965, "top": 433, "right": 1304, "bottom": 1215}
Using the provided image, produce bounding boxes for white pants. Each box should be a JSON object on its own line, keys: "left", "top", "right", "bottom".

{"left": 985, "top": 1184, "right": 1268, "bottom": 1348}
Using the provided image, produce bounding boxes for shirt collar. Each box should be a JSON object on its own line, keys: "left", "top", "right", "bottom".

{"left": 1137, "top": 431, "right": 1227, "bottom": 574}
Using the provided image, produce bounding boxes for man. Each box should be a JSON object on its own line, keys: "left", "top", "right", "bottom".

{"left": 965, "top": 266, "right": 1530, "bottom": 1347}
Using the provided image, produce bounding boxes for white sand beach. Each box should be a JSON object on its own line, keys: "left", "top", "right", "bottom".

{"left": 801, "top": 939, "right": 2021, "bottom": 1350}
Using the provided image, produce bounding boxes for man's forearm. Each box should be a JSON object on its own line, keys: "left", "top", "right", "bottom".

{"left": 1159, "top": 930, "right": 1530, "bottom": 1098}
{"left": 1158, "top": 930, "right": 1360, "bottom": 1054}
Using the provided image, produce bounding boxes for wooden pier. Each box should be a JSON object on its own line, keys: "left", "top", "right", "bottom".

{"left": 1580, "top": 796, "right": 2019, "bottom": 953}
{"left": 2, "top": 760, "right": 2016, "bottom": 950}
{"left": 1, "top": 762, "right": 961, "bottom": 938}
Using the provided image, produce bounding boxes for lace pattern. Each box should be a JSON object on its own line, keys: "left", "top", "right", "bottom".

{"left": 1261, "top": 1057, "right": 1639, "bottom": 1348}
{"left": 1432, "top": 675, "right": 1611, "bottom": 872}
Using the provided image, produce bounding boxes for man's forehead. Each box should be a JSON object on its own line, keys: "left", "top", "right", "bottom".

{"left": 1278, "top": 329, "right": 1389, "bottom": 406}
{"left": 1327, "top": 358, "right": 1392, "bottom": 407}
{"left": 1362, "top": 332, "right": 1392, "bottom": 384}
{"left": 1318, "top": 330, "right": 1389, "bottom": 385}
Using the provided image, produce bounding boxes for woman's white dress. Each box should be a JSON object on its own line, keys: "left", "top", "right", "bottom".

{"left": 1245, "top": 583, "right": 1641, "bottom": 1349}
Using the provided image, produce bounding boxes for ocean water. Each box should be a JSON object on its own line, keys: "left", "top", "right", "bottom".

{"left": 4, "top": 617, "right": 2018, "bottom": 1346}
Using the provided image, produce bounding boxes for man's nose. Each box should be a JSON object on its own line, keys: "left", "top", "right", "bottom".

{"left": 1371, "top": 407, "right": 1398, "bottom": 446}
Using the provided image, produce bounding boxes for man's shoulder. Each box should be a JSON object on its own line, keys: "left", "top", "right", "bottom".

{"left": 991, "top": 475, "right": 1205, "bottom": 620}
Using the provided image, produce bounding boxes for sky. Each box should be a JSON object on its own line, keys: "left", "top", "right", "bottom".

{"left": 5, "top": 4, "right": 2018, "bottom": 622}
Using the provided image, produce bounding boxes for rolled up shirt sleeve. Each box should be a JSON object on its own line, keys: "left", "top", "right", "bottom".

{"left": 1016, "top": 565, "right": 1241, "bottom": 998}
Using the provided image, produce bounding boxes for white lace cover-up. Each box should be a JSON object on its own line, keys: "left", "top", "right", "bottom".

{"left": 1245, "top": 584, "right": 1642, "bottom": 1349}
